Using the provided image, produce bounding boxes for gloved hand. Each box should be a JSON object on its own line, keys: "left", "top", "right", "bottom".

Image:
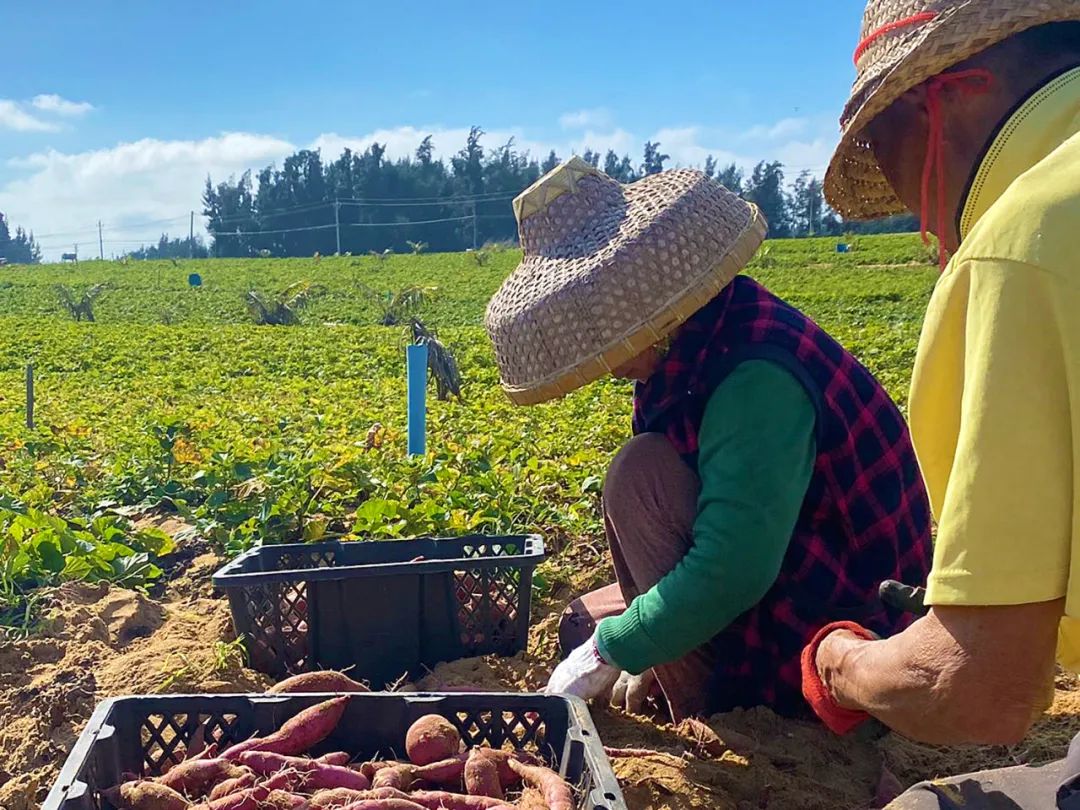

{"left": 545, "top": 631, "right": 620, "bottom": 701}
{"left": 610, "top": 668, "right": 658, "bottom": 714}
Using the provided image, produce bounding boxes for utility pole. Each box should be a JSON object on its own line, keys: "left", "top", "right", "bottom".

{"left": 189, "top": 211, "right": 195, "bottom": 258}
{"left": 471, "top": 202, "right": 478, "bottom": 250}
{"left": 98, "top": 221, "right": 104, "bottom": 260}
{"left": 334, "top": 200, "right": 341, "bottom": 255}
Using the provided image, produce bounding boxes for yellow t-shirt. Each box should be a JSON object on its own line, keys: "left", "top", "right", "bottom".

{"left": 911, "top": 67, "right": 1080, "bottom": 670}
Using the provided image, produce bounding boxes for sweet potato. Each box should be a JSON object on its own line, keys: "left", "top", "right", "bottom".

{"left": 303, "top": 764, "right": 372, "bottom": 791}
{"left": 158, "top": 758, "right": 246, "bottom": 798}
{"left": 306, "top": 788, "right": 371, "bottom": 810}
{"left": 265, "top": 790, "right": 307, "bottom": 809}
{"left": 371, "top": 765, "right": 414, "bottom": 792}
{"left": 405, "top": 715, "right": 460, "bottom": 766}
{"left": 412, "top": 753, "right": 471, "bottom": 787}
{"left": 105, "top": 780, "right": 191, "bottom": 810}
{"left": 469, "top": 749, "right": 531, "bottom": 789}
{"left": 464, "top": 750, "right": 503, "bottom": 800}
{"left": 338, "top": 801, "right": 426, "bottom": 810}
{"left": 356, "top": 760, "right": 399, "bottom": 780}
{"left": 208, "top": 772, "right": 256, "bottom": 802}
{"left": 268, "top": 671, "right": 370, "bottom": 694}
{"left": 190, "top": 784, "right": 269, "bottom": 810}
{"left": 237, "top": 751, "right": 371, "bottom": 791}
{"left": 508, "top": 760, "right": 573, "bottom": 810}
{"left": 410, "top": 791, "right": 511, "bottom": 810}
{"left": 221, "top": 697, "right": 349, "bottom": 760}
{"left": 318, "top": 752, "right": 352, "bottom": 766}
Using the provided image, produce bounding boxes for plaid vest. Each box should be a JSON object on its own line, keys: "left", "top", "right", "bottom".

{"left": 633, "top": 276, "right": 932, "bottom": 715}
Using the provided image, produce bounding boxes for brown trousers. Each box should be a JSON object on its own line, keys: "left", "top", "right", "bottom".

{"left": 557, "top": 433, "right": 720, "bottom": 721}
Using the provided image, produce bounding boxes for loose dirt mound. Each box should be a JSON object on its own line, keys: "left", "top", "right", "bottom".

{"left": 0, "top": 555, "right": 270, "bottom": 810}
{"left": 6, "top": 543, "right": 1080, "bottom": 810}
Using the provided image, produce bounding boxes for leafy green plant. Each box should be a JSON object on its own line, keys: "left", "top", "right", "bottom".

{"left": 55, "top": 283, "right": 109, "bottom": 322}
{"left": 0, "top": 504, "right": 174, "bottom": 633}
{"left": 246, "top": 280, "right": 325, "bottom": 325}
{"left": 469, "top": 247, "right": 493, "bottom": 266}
{"left": 363, "top": 284, "right": 437, "bottom": 326}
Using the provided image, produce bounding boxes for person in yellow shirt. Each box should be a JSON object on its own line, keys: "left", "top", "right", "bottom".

{"left": 799, "top": 0, "right": 1080, "bottom": 805}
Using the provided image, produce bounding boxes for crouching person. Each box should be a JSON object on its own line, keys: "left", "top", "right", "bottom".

{"left": 484, "top": 156, "right": 933, "bottom": 720}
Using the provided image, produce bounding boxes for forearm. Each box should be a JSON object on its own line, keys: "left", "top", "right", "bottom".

{"left": 818, "top": 604, "right": 1060, "bottom": 745}
{"left": 598, "top": 544, "right": 777, "bottom": 673}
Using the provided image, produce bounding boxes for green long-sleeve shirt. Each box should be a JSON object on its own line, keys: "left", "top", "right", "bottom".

{"left": 596, "top": 359, "right": 818, "bottom": 675}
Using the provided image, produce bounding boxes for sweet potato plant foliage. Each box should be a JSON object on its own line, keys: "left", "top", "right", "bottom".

{"left": 0, "top": 235, "right": 936, "bottom": 632}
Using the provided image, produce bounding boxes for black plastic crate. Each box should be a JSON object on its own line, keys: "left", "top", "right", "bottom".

{"left": 42, "top": 692, "right": 626, "bottom": 810}
{"left": 212, "top": 535, "right": 546, "bottom": 686}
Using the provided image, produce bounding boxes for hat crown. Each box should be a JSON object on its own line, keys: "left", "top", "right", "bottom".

{"left": 855, "top": 0, "right": 951, "bottom": 70}
{"left": 514, "top": 157, "right": 625, "bottom": 258}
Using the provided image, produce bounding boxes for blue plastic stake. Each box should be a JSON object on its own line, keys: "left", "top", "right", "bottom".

{"left": 407, "top": 344, "right": 428, "bottom": 456}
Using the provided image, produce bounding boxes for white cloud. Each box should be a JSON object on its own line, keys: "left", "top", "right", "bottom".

{"left": 1, "top": 133, "right": 294, "bottom": 260}
{"left": 32, "top": 94, "right": 94, "bottom": 117}
{"left": 1, "top": 116, "right": 838, "bottom": 261}
{"left": 740, "top": 117, "right": 809, "bottom": 142}
{"left": 559, "top": 108, "right": 613, "bottom": 131}
{"left": 0, "top": 100, "right": 58, "bottom": 132}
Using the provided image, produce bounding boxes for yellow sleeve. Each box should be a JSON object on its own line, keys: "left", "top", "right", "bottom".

{"left": 925, "top": 259, "right": 1072, "bottom": 607}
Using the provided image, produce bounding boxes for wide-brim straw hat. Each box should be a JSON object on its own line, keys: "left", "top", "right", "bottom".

{"left": 826, "top": 0, "right": 1080, "bottom": 219}
{"left": 485, "top": 157, "right": 766, "bottom": 405}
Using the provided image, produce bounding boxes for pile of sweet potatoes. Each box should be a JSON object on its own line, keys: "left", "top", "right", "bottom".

{"left": 105, "top": 692, "right": 573, "bottom": 810}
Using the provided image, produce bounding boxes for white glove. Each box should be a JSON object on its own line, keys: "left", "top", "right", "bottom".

{"left": 545, "top": 632, "right": 620, "bottom": 701}
{"left": 610, "top": 668, "right": 658, "bottom": 714}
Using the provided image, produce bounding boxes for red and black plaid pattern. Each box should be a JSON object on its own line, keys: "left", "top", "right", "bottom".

{"left": 633, "top": 276, "right": 933, "bottom": 716}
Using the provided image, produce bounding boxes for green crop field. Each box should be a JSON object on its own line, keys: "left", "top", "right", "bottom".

{"left": 0, "top": 233, "right": 937, "bottom": 633}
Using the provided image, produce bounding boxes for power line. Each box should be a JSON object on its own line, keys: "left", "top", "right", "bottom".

{"left": 342, "top": 214, "right": 474, "bottom": 228}
{"left": 209, "top": 223, "right": 338, "bottom": 237}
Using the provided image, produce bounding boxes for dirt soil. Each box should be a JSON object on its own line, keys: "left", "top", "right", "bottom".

{"left": 4, "top": 542, "right": 1080, "bottom": 810}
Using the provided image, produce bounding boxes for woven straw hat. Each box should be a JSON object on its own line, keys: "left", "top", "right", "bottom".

{"left": 826, "top": 0, "right": 1080, "bottom": 219}
{"left": 485, "top": 157, "right": 766, "bottom": 405}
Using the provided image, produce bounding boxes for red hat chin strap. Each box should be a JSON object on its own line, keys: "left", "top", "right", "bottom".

{"left": 920, "top": 70, "right": 994, "bottom": 270}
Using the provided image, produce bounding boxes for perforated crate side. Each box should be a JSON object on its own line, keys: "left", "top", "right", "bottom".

{"left": 42, "top": 693, "right": 624, "bottom": 810}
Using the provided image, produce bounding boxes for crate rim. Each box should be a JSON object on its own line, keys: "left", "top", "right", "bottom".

{"left": 44, "top": 691, "right": 625, "bottom": 810}
{"left": 211, "top": 533, "right": 547, "bottom": 587}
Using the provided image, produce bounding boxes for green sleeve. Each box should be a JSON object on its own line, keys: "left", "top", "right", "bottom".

{"left": 596, "top": 359, "right": 817, "bottom": 674}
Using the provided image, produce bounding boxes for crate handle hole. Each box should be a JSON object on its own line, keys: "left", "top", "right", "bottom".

{"left": 604, "top": 792, "right": 617, "bottom": 801}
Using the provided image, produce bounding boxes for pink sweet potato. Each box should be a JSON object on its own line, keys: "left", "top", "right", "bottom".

{"left": 356, "top": 760, "right": 398, "bottom": 780}
{"left": 339, "top": 801, "right": 426, "bottom": 810}
{"left": 237, "top": 751, "right": 371, "bottom": 791}
{"left": 410, "top": 791, "right": 511, "bottom": 810}
{"left": 303, "top": 764, "right": 372, "bottom": 791}
{"left": 405, "top": 715, "right": 460, "bottom": 766}
{"left": 221, "top": 697, "right": 349, "bottom": 760}
{"left": 508, "top": 761, "right": 573, "bottom": 810}
{"left": 307, "top": 788, "right": 371, "bottom": 810}
{"left": 105, "top": 780, "right": 191, "bottom": 810}
{"left": 268, "top": 671, "right": 370, "bottom": 694}
{"left": 464, "top": 750, "right": 503, "bottom": 800}
{"left": 371, "top": 765, "right": 414, "bottom": 792}
{"left": 208, "top": 772, "right": 256, "bottom": 802}
{"left": 318, "top": 752, "right": 352, "bottom": 766}
{"left": 265, "top": 790, "right": 307, "bottom": 810}
{"left": 470, "top": 749, "right": 535, "bottom": 788}
{"left": 411, "top": 755, "right": 467, "bottom": 786}
{"left": 190, "top": 784, "right": 269, "bottom": 810}
{"left": 158, "top": 758, "right": 246, "bottom": 798}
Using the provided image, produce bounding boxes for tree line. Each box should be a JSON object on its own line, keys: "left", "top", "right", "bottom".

{"left": 201, "top": 127, "right": 916, "bottom": 258}
{"left": 0, "top": 213, "right": 42, "bottom": 264}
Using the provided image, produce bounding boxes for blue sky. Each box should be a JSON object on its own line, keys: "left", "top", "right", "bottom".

{"left": 1, "top": 0, "right": 867, "bottom": 259}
